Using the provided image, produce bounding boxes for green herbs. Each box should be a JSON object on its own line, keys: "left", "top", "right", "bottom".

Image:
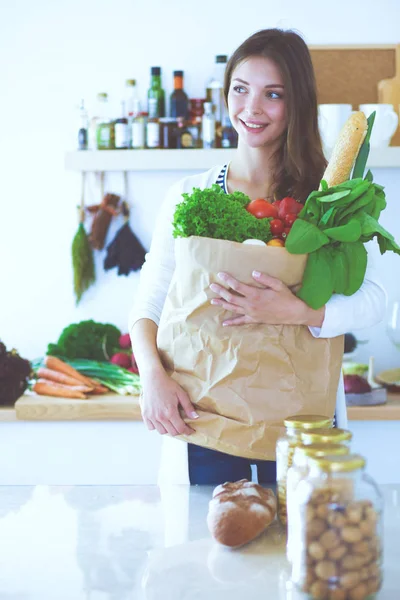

{"left": 47, "top": 320, "right": 122, "bottom": 361}
{"left": 286, "top": 175, "right": 400, "bottom": 309}
{"left": 172, "top": 184, "right": 272, "bottom": 244}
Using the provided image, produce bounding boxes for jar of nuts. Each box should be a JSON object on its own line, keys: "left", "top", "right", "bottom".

{"left": 276, "top": 415, "right": 333, "bottom": 526}
{"left": 287, "top": 443, "right": 350, "bottom": 565}
{"left": 301, "top": 428, "right": 353, "bottom": 447}
{"left": 291, "top": 454, "right": 383, "bottom": 600}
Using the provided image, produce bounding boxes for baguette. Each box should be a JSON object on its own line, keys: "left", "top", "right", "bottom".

{"left": 322, "top": 111, "right": 368, "bottom": 187}
{"left": 207, "top": 479, "right": 277, "bottom": 548}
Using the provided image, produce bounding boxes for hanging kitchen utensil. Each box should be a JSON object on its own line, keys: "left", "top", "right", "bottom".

{"left": 71, "top": 171, "right": 96, "bottom": 305}
{"left": 88, "top": 171, "right": 121, "bottom": 250}
{"left": 103, "top": 171, "right": 146, "bottom": 275}
{"left": 378, "top": 44, "right": 400, "bottom": 146}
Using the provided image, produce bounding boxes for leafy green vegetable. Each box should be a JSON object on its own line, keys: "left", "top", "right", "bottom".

{"left": 352, "top": 112, "right": 376, "bottom": 180}
{"left": 286, "top": 169, "right": 400, "bottom": 309}
{"left": 47, "top": 320, "right": 122, "bottom": 361}
{"left": 285, "top": 219, "right": 330, "bottom": 254}
{"left": 297, "top": 247, "right": 335, "bottom": 310}
{"left": 172, "top": 184, "right": 272, "bottom": 244}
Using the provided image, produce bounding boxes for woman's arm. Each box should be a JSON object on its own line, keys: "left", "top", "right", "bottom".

{"left": 129, "top": 180, "right": 198, "bottom": 436}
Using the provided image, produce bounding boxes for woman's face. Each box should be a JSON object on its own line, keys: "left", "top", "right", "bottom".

{"left": 227, "top": 55, "right": 287, "bottom": 149}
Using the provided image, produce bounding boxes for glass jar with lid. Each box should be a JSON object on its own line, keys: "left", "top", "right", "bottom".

{"left": 276, "top": 415, "right": 333, "bottom": 526}
{"left": 286, "top": 443, "right": 350, "bottom": 564}
{"left": 291, "top": 454, "right": 383, "bottom": 600}
{"left": 301, "top": 427, "right": 353, "bottom": 447}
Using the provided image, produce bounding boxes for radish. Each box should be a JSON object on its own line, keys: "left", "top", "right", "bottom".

{"left": 128, "top": 366, "right": 139, "bottom": 375}
{"left": 119, "top": 333, "right": 131, "bottom": 349}
{"left": 110, "top": 352, "right": 132, "bottom": 369}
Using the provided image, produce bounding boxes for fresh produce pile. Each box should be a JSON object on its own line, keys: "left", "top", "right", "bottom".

{"left": 172, "top": 184, "right": 303, "bottom": 247}
{"left": 31, "top": 355, "right": 140, "bottom": 397}
{"left": 30, "top": 320, "right": 141, "bottom": 398}
{"left": 0, "top": 341, "right": 31, "bottom": 406}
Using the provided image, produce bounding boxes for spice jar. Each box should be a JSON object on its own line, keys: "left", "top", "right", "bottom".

{"left": 276, "top": 415, "right": 333, "bottom": 526}
{"left": 292, "top": 454, "right": 383, "bottom": 600}
{"left": 286, "top": 443, "right": 350, "bottom": 564}
{"left": 301, "top": 428, "right": 353, "bottom": 447}
{"left": 159, "top": 118, "right": 178, "bottom": 149}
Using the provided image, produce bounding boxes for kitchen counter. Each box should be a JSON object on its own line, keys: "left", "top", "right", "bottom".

{"left": 6, "top": 390, "right": 400, "bottom": 421}
{"left": 0, "top": 483, "right": 398, "bottom": 599}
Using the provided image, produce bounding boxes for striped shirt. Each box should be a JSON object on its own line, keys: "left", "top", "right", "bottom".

{"left": 215, "top": 164, "right": 228, "bottom": 193}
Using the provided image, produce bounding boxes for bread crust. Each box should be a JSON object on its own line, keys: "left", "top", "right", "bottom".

{"left": 322, "top": 111, "right": 368, "bottom": 187}
{"left": 207, "top": 479, "right": 277, "bottom": 548}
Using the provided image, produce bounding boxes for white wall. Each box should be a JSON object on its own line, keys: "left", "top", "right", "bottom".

{"left": 1, "top": 0, "right": 400, "bottom": 372}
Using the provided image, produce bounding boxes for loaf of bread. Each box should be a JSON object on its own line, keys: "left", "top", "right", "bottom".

{"left": 207, "top": 479, "right": 277, "bottom": 548}
{"left": 322, "top": 111, "right": 368, "bottom": 187}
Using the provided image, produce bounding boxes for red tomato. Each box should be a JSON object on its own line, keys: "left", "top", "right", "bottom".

{"left": 284, "top": 214, "right": 298, "bottom": 227}
{"left": 278, "top": 197, "right": 302, "bottom": 220}
{"left": 272, "top": 199, "right": 282, "bottom": 209}
{"left": 247, "top": 199, "right": 278, "bottom": 219}
{"left": 270, "top": 218, "right": 284, "bottom": 236}
{"left": 281, "top": 227, "right": 292, "bottom": 239}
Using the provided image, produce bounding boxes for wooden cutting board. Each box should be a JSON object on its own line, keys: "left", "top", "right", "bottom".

{"left": 15, "top": 392, "right": 142, "bottom": 421}
{"left": 378, "top": 44, "right": 400, "bottom": 146}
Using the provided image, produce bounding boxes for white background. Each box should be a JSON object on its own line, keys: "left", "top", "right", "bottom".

{"left": 1, "top": 0, "right": 400, "bottom": 372}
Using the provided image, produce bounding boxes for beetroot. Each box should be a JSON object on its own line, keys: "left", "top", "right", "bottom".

{"left": 344, "top": 374, "right": 371, "bottom": 394}
{"left": 119, "top": 333, "right": 131, "bottom": 349}
{"left": 110, "top": 352, "right": 132, "bottom": 369}
{"left": 128, "top": 366, "right": 139, "bottom": 375}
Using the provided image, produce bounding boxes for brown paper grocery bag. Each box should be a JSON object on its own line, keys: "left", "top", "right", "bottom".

{"left": 157, "top": 236, "right": 344, "bottom": 461}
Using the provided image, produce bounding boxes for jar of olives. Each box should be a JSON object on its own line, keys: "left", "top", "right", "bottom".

{"left": 276, "top": 415, "right": 333, "bottom": 526}
{"left": 291, "top": 454, "right": 383, "bottom": 600}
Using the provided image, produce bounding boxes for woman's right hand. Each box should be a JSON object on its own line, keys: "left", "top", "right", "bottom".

{"left": 140, "top": 368, "right": 199, "bottom": 436}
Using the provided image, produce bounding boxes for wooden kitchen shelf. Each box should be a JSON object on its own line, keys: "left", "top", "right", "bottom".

{"left": 64, "top": 147, "right": 400, "bottom": 172}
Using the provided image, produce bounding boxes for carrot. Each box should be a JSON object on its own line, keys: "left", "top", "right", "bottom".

{"left": 33, "top": 381, "right": 87, "bottom": 399}
{"left": 89, "top": 384, "right": 109, "bottom": 394}
{"left": 37, "top": 378, "right": 93, "bottom": 393}
{"left": 36, "top": 367, "right": 94, "bottom": 389}
{"left": 44, "top": 356, "right": 95, "bottom": 387}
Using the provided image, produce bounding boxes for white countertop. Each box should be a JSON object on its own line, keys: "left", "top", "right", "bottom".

{"left": 0, "top": 484, "right": 398, "bottom": 599}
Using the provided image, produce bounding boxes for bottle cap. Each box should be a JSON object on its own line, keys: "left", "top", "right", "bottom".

{"left": 97, "top": 92, "right": 108, "bottom": 100}
{"left": 295, "top": 443, "right": 350, "bottom": 459}
{"left": 126, "top": 79, "right": 136, "bottom": 86}
{"left": 301, "top": 428, "right": 353, "bottom": 444}
{"left": 309, "top": 453, "right": 366, "bottom": 473}
{"left": 283, "top": 415, "right": 333, "bottom": 430}
{"left": 216, "top": 55, "right": 228, "bottom": 63}
{"left": 151, "top": 67, "right": 161, "bottom": 75}
{"left": 174, "top": 70, "right": 184, "bottom": 77}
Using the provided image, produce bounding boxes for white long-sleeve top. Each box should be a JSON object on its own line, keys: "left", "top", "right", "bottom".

{"left": 129, "top": 165, "right": 386, "bottom": 484}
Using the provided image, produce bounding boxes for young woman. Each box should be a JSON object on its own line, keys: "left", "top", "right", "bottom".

{"left": 129, "top": 29, "right": 386, "bottom": 486}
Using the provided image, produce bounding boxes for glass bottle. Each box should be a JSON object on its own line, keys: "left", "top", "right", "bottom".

{"left": 276, "top": 414, "right": 333, "bottom": 526}
{"left": 206, "top": 54, "right": 228, "bottom": 148}
{"left": 146, "top": 116, "right": 160, "bottom": 149}
{"left": 286, "top": 443, "right": 350, "bottom": 565}
{"left": 176, "top": 117, "right": 195, "bottom": 149}
{"left": 159, "top": 117, "right": 178, "bottom": 149}
{"left": 170, "top": 70, "right": 189, "bottom": 119}
{"left": 148, "top": 66, "right": 165, "bottom": 119}
{"left": 126, "top": 79, "right": 141, "bottom": 146}
{"left": 114, "top": 101, "right": 129, "bottom": 149}
{"left": 221, "top": 114, "right": 238, "bottom": 148}
{"left": 202, "top": 102, "right": 216, "bottom": 149}
{"left": 292, "top": 454, "right": 383, "bottom": 600}
{"left": 96, "top": 93, "right": 115, "bottom": 150}
{"left": 131, "top": 111, "right": 147, "bottom": 149}
{"left": 77, "top": 99, "right": 88, "bottom": 150}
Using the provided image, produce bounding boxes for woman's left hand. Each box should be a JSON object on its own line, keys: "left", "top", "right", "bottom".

{"left": 209, "top": 270, "right": 323, "bottom": 327}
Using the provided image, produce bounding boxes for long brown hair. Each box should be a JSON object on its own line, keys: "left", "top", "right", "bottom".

{"left": 224, "top": 28, "right": 326, "bottom": 203}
